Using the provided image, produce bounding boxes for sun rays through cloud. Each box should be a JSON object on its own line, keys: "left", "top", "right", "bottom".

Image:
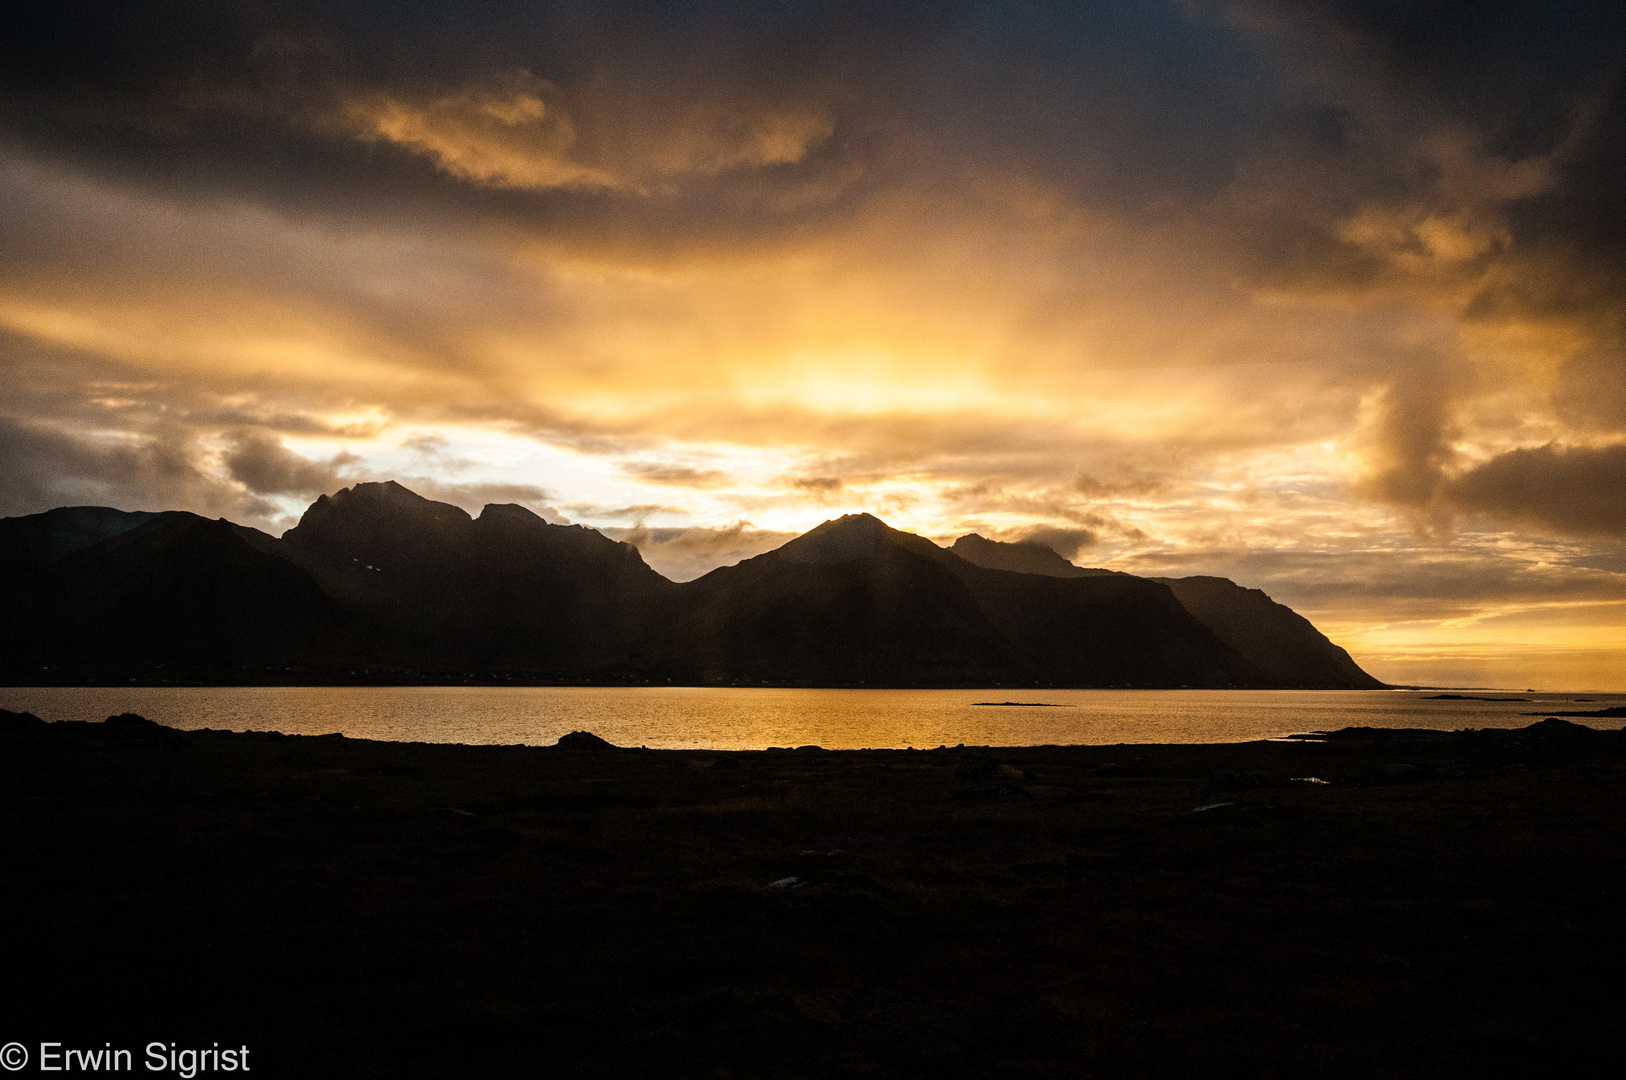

{"left": 3, "top": 0, "right": 1625, "bottom": 688}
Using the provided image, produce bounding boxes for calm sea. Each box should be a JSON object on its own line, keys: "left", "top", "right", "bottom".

{"left": 2, "top": 686, "right": 1621, "bottom": 749}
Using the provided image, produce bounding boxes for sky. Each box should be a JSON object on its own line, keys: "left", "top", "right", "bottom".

{"left": 3, "top": 1, "right": 1625, "bottom": 690}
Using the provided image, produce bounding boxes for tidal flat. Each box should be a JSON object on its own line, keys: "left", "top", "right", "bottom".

{"left": 3, "top": 711, "right": 1623, "bottom": 1078}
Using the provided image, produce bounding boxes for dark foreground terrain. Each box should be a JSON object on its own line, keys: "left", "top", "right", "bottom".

{"left": 2, "top": 711, "right": 1622, "bottom": 1078}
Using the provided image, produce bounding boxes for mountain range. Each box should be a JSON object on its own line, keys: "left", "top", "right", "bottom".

{"left": 0, "top": 481, "right": 1384, "bottom": 688}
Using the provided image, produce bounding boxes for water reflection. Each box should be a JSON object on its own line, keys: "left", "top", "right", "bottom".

{"left": 4, "top": 686, "right": 1621, "bottom": 749}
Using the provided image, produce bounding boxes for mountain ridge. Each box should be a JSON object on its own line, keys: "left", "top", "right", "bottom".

{"left": 0, "top": 485, "right": 1385, "bottom": 688}
{"left": 947, "top": 533, "right": 1384, "bottom": 689}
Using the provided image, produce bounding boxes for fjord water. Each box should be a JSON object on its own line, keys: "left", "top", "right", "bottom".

{"left": 3, "top": 686, "right": 1621, "bottom": 749}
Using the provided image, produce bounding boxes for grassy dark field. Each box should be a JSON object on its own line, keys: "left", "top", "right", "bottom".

{"left": 2, "top": 710, "right": 1622, "bottom": 1078}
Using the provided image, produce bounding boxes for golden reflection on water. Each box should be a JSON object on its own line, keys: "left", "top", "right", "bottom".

{"left": 3, "top": 687, "right": 1621, "bottom": 750}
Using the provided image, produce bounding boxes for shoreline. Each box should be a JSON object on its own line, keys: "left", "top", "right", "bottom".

{"left": 1, "top": 676, "right": 1408, "bottom": 689}
{"left": 6, "top": 685, "right": 1622, "bottom": 754}
{"left": 8, "top": 709, "right": 1626, "bottom": 750}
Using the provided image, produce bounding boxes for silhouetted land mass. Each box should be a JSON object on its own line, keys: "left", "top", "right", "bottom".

{"left": 0, "top": 511, "right": 367, "bottom": 679}
{"left": 948, "top": 533, "right": 1115, "bottom": 578}
{"left": 973, "top": 701, "right": 1071, "bottom": 707}
{"left": 1428, "top": 694, "right": 1528, "bottom": 701}
{"left": 949, "top": 534, "right": 1383, "bottom": 689}
{"left": 281, "top": 481, "right": 675, "bottom": 673}
{"left": 1149, "top": 576, "right": 1385, "bottom": 689}
{"left": 1, "top": 483, "right": 1385, "bottom": 687}
{"left": 1526, "top": 705, "right": 1626, "bottom": 717}
{"left": 653, "top": 514, "right": 1266, "bottom": 687}
{"left": 0, "top": 504, "right": 158, "bottom": 565}
{"left": 2, "top": 708, "right": 1620, "bottom": 1077}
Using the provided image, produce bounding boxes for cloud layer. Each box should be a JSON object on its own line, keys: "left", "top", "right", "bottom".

{"left": 2, "top": 0, "right": 1624, "bottom": 687}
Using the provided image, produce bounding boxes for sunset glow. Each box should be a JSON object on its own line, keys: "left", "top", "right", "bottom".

{"left": 3, "top": 1, "right": 1624, "bottom": 689}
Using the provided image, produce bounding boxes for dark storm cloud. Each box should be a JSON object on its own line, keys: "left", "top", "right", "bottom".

{"left": 1220, "top": 0, "right": 1626, "bottom": 291}
{"left": 1190, "top": 1, "right": 1626, "bottom": 536}
{"left": 1113, "top": 539, "right": 1626, "bottom": 622}
{"left": 0, "top": 2, "right": 1294, "bottom": 234}
{"left": 1247, "top": 1, "right": 1622, "bottom": 118}
{"left": 1447, "top": 444, "right": 1626, "bottom": 538}
{"left": 1305, "top": 0, "right": 1626, "bottom": 302}
{"left": 1019, "top": 526, "right": 1098, "bottom": 562}
{"left": 2, "top": 1, "right": 897, "bottom": 232}
{"left": 0, "top": 415, "right": 267, "bottom": 521}
{"left": 223, "top": 430, "right": 358, "bottom": 497}
{"left": 8, "top": 0, "right": 1621, "bottom": 339}
{"left": 5, "top": 2, "right": 1618, "bottom": 237}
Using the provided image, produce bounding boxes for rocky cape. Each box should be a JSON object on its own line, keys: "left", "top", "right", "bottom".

{"left": 0, "top": 482, "right": 1384, "bottom": 688}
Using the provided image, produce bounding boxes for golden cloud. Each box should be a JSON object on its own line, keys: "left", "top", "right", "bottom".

{"left": 342, "top": 73, "right": 612, "bottom": 190}
{"left": 4, "top": 2, "right": 1625, "bottom": 688}
{"left": 340, "top": 71, "right": 834, "bottom": 193}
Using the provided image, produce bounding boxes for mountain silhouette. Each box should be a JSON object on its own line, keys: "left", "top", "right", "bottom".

{"left": 651, "top": 515, "right": 1028, "bottom": 685}
{"left": 1, "top": 510, "right": 363, "bottom": 681}
{"left": 0, "top": 505, "right": 159, "bottom": 568}
{"left": 950, "top": 533, "right": 1382, "bottom": 688}
{"left": 0, "top": 486, "right": 1385, "bottom": 687}
{"left": 949, "top": 533, "right": 1110, "bottom": 578}
{"left": 636, "top": 514, "right": 1268, "bottom": 686}
{"left": 280, "top": 481, "right": 674, "bottom": 674}
{"left": 1151, "top": 576, "right": 1383, "bottom": 688}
